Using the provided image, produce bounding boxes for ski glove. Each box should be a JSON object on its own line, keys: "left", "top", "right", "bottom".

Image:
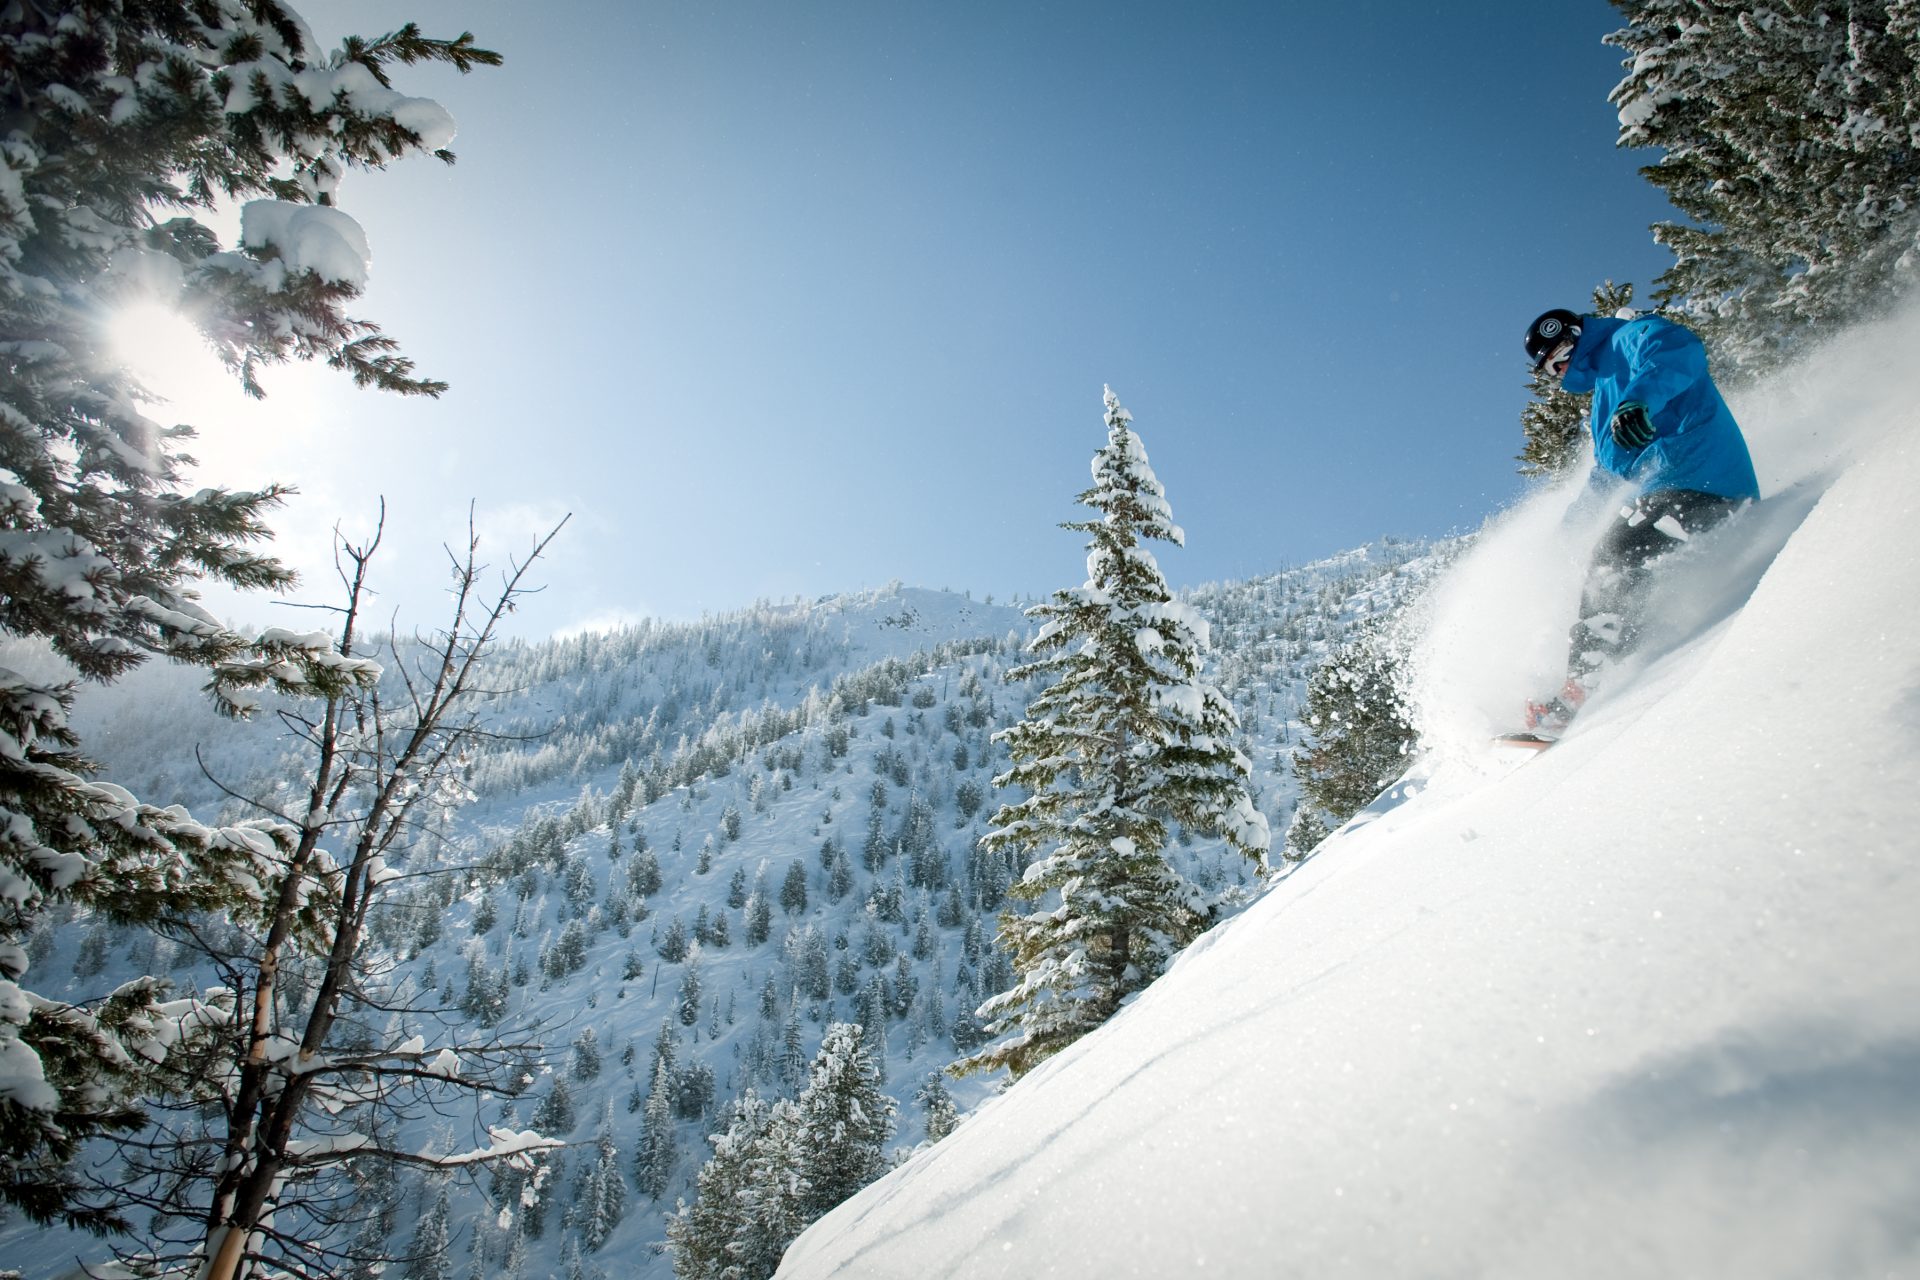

{"left": 1610, "top": 401, "right": 1655, "bottom": 451}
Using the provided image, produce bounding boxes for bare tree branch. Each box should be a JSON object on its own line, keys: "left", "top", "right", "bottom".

{"left": 95, "top": 507, "right": 573, "bottom": 1280}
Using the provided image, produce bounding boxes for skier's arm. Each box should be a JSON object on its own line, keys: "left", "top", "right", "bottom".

{"left": 1616, "top": 322, "right": 1708, "bottom": 427}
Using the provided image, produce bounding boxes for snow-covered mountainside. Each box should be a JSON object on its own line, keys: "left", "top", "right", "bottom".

{"left": 7, "top": 556, "right": 1442, "bottom": 1278}
{"left": 777, "top": 308, "right": 1920, "bottom": 1279}
{"left": 39, "top": 585, "right": 1034, "bottom": 824}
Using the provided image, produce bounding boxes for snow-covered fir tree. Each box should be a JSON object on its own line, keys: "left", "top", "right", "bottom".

{"left": 955, "top": 387, "right": 1270, "bottom": 1079}
{"left": 915, "top": 1072, "right": 960, "bottom": 1144}
{"left": 669, "top": 1022, "right": 893, "bottom": 1280}
{"left": 678, "top": 951, "right": 705, "bottom": 1026}
{"left": 1608, "top": 0, "right": 1920, "bottom": 371}
{"left": 572, "top": 1026, "right": 604, "bottom": 1080}
{"left": 1289, "top": 621, "right": 1417, "bottom": 856}
{"left": 402, "top": 1186, "right": 453, "bottom": 1280}
{"left": 664, "top": 1091, "right": 780, "bottom": 1280}
{"left": 725, "top": 1096, "right": 809, "bottom": 1278}
{"left": 576, "top": 1102, "right": 626, "bottom": 1252}
{"left": 532, "top": 1076, "right": 578, "bottom": 1136}
{"left": 636, "top": 1056, "right": 678, "bottom": 1200}
{"left": 793, "top": 1021, "right": 895, "bottom": 1217}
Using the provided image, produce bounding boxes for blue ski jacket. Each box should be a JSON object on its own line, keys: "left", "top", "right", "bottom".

{"left": 1561, "top": 315, "right": 1760, "bottom": 501}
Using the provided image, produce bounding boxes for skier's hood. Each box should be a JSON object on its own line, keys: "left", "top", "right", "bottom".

{"left": 1557, "top": 315, "right": 1623, "bottom": 396}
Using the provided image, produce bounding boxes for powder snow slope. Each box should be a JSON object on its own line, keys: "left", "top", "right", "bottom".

{"left": 777, "top": 312, "right": 1920, "bottom": 1280}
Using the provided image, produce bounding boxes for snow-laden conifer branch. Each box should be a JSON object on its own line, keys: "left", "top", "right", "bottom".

{"left": 1606, "top": 2, "right": 1920, "bottom": 371}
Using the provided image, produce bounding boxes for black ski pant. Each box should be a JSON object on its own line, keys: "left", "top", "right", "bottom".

{"left": 1567, "top": 489, "right": 1742, "bottom": 681}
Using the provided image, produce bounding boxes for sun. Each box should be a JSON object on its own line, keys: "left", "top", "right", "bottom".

{"left": 100, "top": 299, "right": 284, "bottom": 484}
{"left": 104, "top": 300, "right": 233, "bottom": 408}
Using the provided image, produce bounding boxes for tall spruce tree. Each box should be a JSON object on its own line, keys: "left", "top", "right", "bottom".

{"left": 954, "top": 387, "right": 1269, "bottom": 1079}
{"left": 0, "top": 3, "right": 499, "bottom": 1235}
{"left": 1608, "top": 1, "right": 1920, "bottom": 371}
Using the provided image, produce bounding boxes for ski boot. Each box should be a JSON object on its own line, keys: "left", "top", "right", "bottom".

{"left": 1526, "top": 678, "right": 1588, "bottom": 734}
{"left": 1499, "top": 679, "right": 1588, "bottom": 751}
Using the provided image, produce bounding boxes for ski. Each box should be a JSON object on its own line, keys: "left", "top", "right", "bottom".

{"left": 1492, "top": 731, "right": 1558, "bottom": 752}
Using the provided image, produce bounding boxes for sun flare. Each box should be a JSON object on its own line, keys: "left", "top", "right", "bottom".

{"left": 99, "top": 299, "right": 294, "bottom": 486}
{"left": 104, "top": 300, "right": 233, "bottom": 409}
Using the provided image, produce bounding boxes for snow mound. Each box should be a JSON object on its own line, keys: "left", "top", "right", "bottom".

{"left": 777, "top": 307, "right": 1920, "bottom": 1279}
{"left": 241, "top": 200, "right": 371, "bottom": 287}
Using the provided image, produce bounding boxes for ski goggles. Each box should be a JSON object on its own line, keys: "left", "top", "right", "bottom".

{"left": 1540, "top": 342, "right": 1575, "bottom": 379}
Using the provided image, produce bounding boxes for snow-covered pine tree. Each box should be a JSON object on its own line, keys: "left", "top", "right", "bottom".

{"left": 678, "top": 951, "right": 704, "bottom": 1026}
{"left": 780, "top": 1003, "right": 808, "bottom": 1094}
{"left": 629, "top": 846, "right": 664, "bottom": 898}
{"left": 915, "top": 1072, "right": 960, "bottom": 1144}
{"left": 401, "top": 1185, "right": 452, "bottom": 1280}
{"left": 665, "top": 1091, "right": 776, "bottom": 1280}
{"left": 793, "top": 1022, "right": 895, "bottom": 1218}
{"left": 532, "top": 1076, "right": 578, "bottom": 1136}
{"left": 725, "top": 1097, "right": 809, "bottom": 1279}
{"left": 744, "top": 888, "right": 773, "bottom": 945}
{"left": 0, "top": 3, "right": 499, "bottom": 1234}
{"left": 500, "top": 1224, "right": 529, "bottom": 1280}
{"left": 579, "top": 1102, "right": 624, "bottom": 1252}
{"left": 665, "top": 1027, "right": 848, "bottom": 1267}
{"left": 571, "top": 1026, "right": 603, "bottom": 1080}
{"left": 1608, "top": 1, "right": 1920, "bottom": 372}
{"left": 1281, "top": 804, "right": 1335, "bottom": 862}
{"left": 340, "top": 1140, "right": 402, "bottom": 1280}
{"left": 1293, "top": 620, "right": 1416, "bottom": 835}
{"left": 781, "top": 860, "right": 809, "bottom": 914}
{"left": 1518, "top": 281, "right": 1637, "bottom": 476}
{"left": 954, "top": 387, "right": 1269, "bottom": 1078}
{"left": 636, "top": 1056, "right": 678, "bottom": 1199}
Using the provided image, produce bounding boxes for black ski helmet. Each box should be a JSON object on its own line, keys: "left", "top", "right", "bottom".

{"left": 1524, "top": 309, "right": 1582, "bottom": 368}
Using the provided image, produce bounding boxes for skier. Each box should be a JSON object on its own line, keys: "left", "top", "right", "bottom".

{"left": 1518, "top": 307, "right": 1760, "bottom": 736}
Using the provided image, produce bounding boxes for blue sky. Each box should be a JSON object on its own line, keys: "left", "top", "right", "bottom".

{"left": 165, "top": 1, "right": 1680, "bottom": 636}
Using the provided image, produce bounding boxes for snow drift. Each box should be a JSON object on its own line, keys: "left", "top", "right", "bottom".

{"left": 777, "top": 305, "right": 1920, "bottom": 1280}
